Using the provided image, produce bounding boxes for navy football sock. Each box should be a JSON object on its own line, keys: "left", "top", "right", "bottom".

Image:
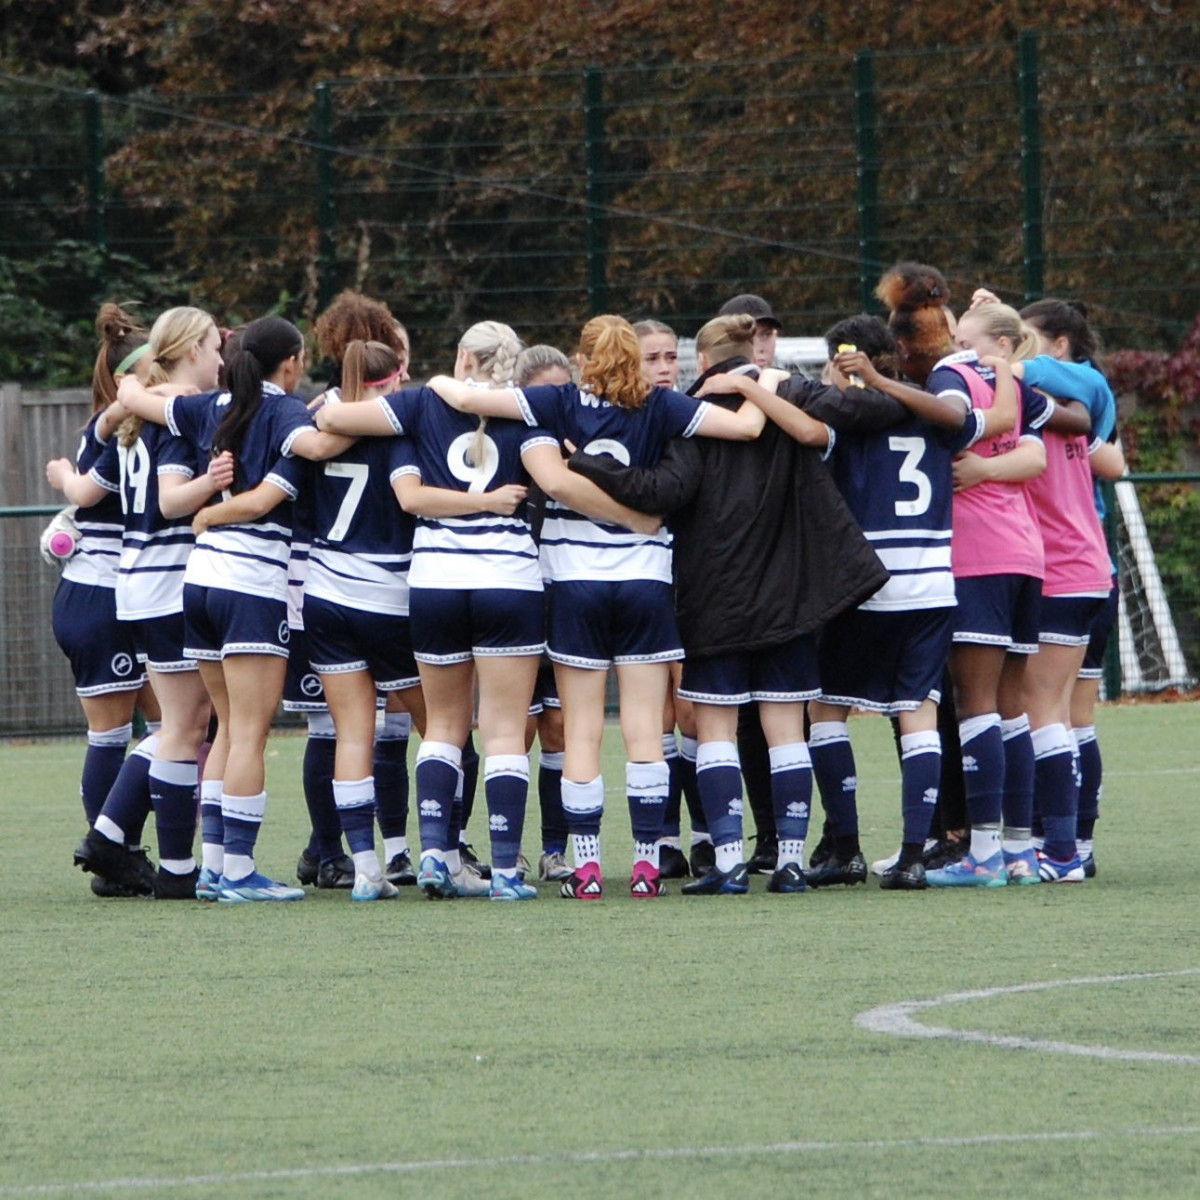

{"left": 81, "top": 724, "right": 131, "bottom": 826}
{"left": 537, "top": 750, "right": 567, "bottom": 854}
{"left": 302, "top": 719, "right": 341, "bottom": 860}
{"left": 485, "top": 755, "right": 530, "bottom": 873}
{"left": 374, "top": 712, "right": 411, "bottom": 842}
{"left": 627, "top": 759, "right": 669, "bottom": 868}
{"left": 149, "top": 758, "right": 198, "bottom": 868}
{"left": 899, "top": 731, "right": 941, "bottom": 847}
{"left": 809, "top": 721, "right": 858, "bottom": 838}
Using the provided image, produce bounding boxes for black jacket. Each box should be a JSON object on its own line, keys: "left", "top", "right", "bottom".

{"left": 567, "top": 358, "right": 889, "bottom": 659}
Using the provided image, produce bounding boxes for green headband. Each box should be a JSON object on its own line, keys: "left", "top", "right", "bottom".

{"left": 115, "top": 343, "right": 150, "bottom": 376}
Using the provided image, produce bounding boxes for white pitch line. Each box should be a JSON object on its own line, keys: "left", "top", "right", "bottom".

{"left": 4, "top": 1125, "right": 1200, "bottom": 1196}
{"left": 856, "top": 968, "right": 1200, "bottom": 1064}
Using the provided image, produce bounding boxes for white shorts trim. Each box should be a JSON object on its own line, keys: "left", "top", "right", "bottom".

{"left": 75, "top": 678, "right": 145, "bottom": 698}
{"left": 186, "top": 642, "right": 290, "bottom": 660}
{"left": 146, "top": 658, "right": 199, "bottom": 674}
{"left": 817, "top": 691, "right": 941, "bottom": 716}
{"left": 473, "top": 643, "right": 545, "bottom": 658}
{"left": 377, "top": 675, "right": 422, "bottom": 691}
{"left": 1039, "top": 631, "right": 1091, "bottom": 648}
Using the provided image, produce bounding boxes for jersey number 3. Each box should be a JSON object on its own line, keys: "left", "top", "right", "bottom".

{"left": 888, "top": 436, "right": 932, "bottom": 517}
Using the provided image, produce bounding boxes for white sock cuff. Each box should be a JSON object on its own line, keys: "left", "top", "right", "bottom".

{"left": 333, "top": 776, "right": 375, "bottom": 808}
{"left": 696, "top": 740, "right": 739, "bottom": 772}
{"left": 1030, "top": 722, "right": 1072, "bottom": 759}
{"left": 89, "top": 723, "right": 132, "bottom": 748}
{"left": 485, "top": 754, "right": 529, "bottom": 781}
{"left": 679, "top": 735, "right": 699, "bottom": 763}
{"left": 561, "top": 775, "right": 605, "bottom": 815}
{"left": 1000, "top": 714, "right": 1031, "bottom": 740}
{"left": 808, "top": 721, "right": 849, "bottom": 747}
{"left": 416, "top": 740, "right": 463, "bottom": 769}
{"left": 540, "top": 750, "right": 564, "bottom": 771}
{"left": 149, "top": 758, "right": 198, "bottom": 786}
{"left": 132, "top": 733, "right": 161, "bottom": 761}
{"left": 1074, "top": 724, "right": 1097, "bottom": 747}
{"left": 958, "top": 712, "right": 1001, "bottom": 745}
{"left": 200, "top": 780, "right": 223, "bottom": 804}
{"left": 768, "top": 741, "right": 811, "bottom": 772}
{"left": 900, "top": 730, "right": 941, "bottom": 758}
{"left": 627, "top": 759, "right": 670, "bottom": 791}
{"left": 661, "top": 732, "right": 679, "bottom": 758}
{"left": 221, "top": 791, "right": 267, "bottom": 822}
{"left": 380, "top": 711, "right": 412, "bottom": 740}
{"left": 307, "top": 712, "right": 337, "bottom": 738}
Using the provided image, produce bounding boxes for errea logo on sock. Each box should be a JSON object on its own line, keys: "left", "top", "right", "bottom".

{"left": 842, "top": 775, "right": 857, "bottom": 791}
{"left": 727, "top": 797, "right": 743, "bottom": 816}
{"left": 786, "top": 800, "right": 809, "bottom": 819}
{"left": 923, "top": 788, "right": 938, "bottom": 805}
{"left": 419, "top": 799, "right": 441, "bottom": 817}
{"left": 489, "top": 813, "right": 509, "bottom": 832}
{"left": 962, "top": 755, "right": 978, "bottom": 772}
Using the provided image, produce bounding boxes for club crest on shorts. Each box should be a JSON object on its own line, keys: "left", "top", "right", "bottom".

{"left": 111, "top": 652, "right": 133, "bottom": 677}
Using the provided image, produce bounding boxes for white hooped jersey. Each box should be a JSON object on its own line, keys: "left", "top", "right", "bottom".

{"left": 512, "top": 381, "right": 708, "bottom": 582}
{"left": 306, "top": 435, "right": 416, "bottom": 615}
{"left": 62, "top": 413, "right": 124, "bottom": 589}
{"left": 90, "top": 424, "right": 199, "bottom": 620}
{"left": 166, "top": 384, "right": 313, "bottom": 601}
{"left": 378, "top": 386, "right": 554, "bottom": 591}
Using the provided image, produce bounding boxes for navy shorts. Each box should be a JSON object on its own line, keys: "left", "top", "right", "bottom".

{"left": 1080, "top": 575, "right": 1119, "bottom": 678}
{"left": 531, "top": 657, "right": 560, "bottom": 715}
{"left": 132, "top": 613, "right": 196, "bottom": 674}
{"left": 1040, "top": 594, "right": 1108, "bottom": 648}
{"left": 678, "top": 633, "right": 820, "bottom": 706}
{"left": 817, "top": 607, "right": 951, "bottom": 714}
{"left": 282, "top": 627, "right": 328, "bottom": 712}
{"left": 52, "top": 580, "right": 145, "bottom": 697}
{"left": 409, "top": 586, "right": 545, "bottom": 665}
{"left": 183, "top": 583, "right": 290, "bottom": 660}
{"left": 547, "top": 579, "right": 683, "bottom": 670}
{"left": 952, "top": 574, "right": 1042, "bottom": 655}
{"left": 304, "top": 594, "right": 421, "bottom": 690}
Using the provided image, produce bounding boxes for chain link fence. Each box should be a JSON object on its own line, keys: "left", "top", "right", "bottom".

{"left": 2, "top": 24, "right": 1198, "bottom": 380}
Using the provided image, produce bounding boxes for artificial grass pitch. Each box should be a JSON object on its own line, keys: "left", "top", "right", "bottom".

{"left": 2, "top": 701, "right": 1198, "bottom": 1199}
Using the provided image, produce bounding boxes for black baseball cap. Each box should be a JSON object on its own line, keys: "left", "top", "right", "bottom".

{"left": 718, "top": 293, "right": 781, "bottom": 330}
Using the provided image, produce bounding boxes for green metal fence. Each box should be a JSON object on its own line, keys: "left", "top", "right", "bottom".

{"left": 2, "top": 24, "right": 1198, "bottom": 381}
{"left": 3, "top": 474, "right": 1196, "bottom": 737}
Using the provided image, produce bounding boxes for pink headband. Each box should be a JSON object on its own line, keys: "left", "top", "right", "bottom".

{"left": 364, "top": 368, "right": 403, "bottom": 390}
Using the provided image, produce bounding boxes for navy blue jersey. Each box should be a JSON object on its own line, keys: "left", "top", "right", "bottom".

{"left": 827, "top": 409, "right": 983, "bottom": 611}
{"left": 306, "top": 436, "right": 416, "bottom": 615}
{"left": 378, "top": 386, "right": 555, "bottom": 590}
{"left": 65, "top": 412, "right": 123, "bottom": 588}
{"left": 166, "top": 383, "right": 312, "bottom": 599}
{"left": 512, "top": 382, "right": 708, "bottom": 582}
{"left": 91, "top": 423, "right": 198, "bottom": 620}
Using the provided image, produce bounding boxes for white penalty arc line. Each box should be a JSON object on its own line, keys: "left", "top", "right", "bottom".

{"left": 5, "top": 1126, "right": 1200, "bottom": 1196}
{"left": 856, "top": 968, "right": 1200, "bottom": 1064}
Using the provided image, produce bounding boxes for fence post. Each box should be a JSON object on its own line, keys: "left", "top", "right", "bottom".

{"left": 1101, "top": 479, "right": 1122, "bottom": 699}
{"left": 854, "top": 50, "right": 880, "bottom": 314}
{"left": 314, "top": 82, "right": 337, "bottom": 312}
{"left": 583, "top": 66, "right": 608, "bottom": 317}
{"left": 84, "top": 90, "right": 107, "bottom": 292}
{"left": 1019, "top": 30, "right": 1044, "bottom": 303}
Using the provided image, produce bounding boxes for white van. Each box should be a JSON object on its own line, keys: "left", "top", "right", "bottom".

{"left": 674, "top": 336, "right": 829, "bottom": 392}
